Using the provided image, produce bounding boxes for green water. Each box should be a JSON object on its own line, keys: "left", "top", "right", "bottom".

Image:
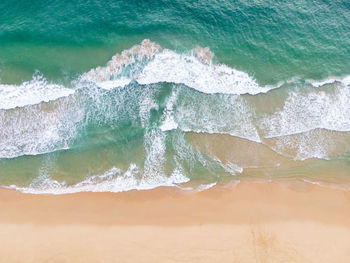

{"left": 0, "top": 0, "right": 349, "bottom": 193}
{"left": 1, "top": 0, "right": 349, "bottom": 84}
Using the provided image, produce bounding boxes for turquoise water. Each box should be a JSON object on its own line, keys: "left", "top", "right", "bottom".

{"left": 1, "top": 0, "right": 349, "bottom": 84}
{"left": 0, "top": 0, "right": 349, "bottom": 193}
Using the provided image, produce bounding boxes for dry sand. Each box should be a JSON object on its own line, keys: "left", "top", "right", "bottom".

{"left": 0, "top": 180, "right": 350, "bottom": 262}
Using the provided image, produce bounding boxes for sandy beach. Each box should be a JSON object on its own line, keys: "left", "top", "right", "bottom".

{"left": 0, "top": 180, "right": 349, "bottom": 263}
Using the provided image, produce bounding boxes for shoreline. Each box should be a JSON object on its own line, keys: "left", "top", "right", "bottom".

{"left": 1, "top": 180, "right": 350, "bottom": 262}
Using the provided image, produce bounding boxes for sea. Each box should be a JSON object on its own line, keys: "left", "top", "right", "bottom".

{"left": 0, "top": 0, "right": 349, "bottom": 193}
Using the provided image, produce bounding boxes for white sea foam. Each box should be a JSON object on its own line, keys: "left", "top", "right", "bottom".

{"left": 309, "top": 75, "right": 350, "bottom": 88}
{"left": 143, "top": 129, "right": 167, "bottom": 179}
{"left": 265, "top": 129, "right": 350, "bottom": 161}
{"left": 0, "top": 74, "right": 81, "bottom": 158}
{"left": 93, "top": 77, "right": 132, "bottom": 90}
{"left": 175, "top": 93, "right": 261, "bottom": 142}
{"left": 160, "top": 115, "right": 178, "bottom": 132}
{"left": 81, "top": 39, "right": 276, "bottom": 95}
{"left": 260, "top": 85, "right": 350, "bottom": 138}
{"left": 11, "top": 163, "right": 189, "bottom": 194}
{"left": 136, "top": 49, "right": 274, "bottom": 95}
{"left": 138, "top": 92, "right": 158, "bottom": 128}
{"left": 0, "top": 75, "right": 75, "bottom": 110}
{"left": 222, "top": 161, "right": 244, "bottom": 175}
{"left": 1, "top": 39, "right": 350, "bottom": 193}
{"left": 5, "top": 40, "right": 346, "bottom": 160}
{"left": 159, "top": 88, "right": 179, "bottom": 131}
{"left": 80, "top": 39, "right": 161, "bottom": 84}
{"left": 0, "top": 95, "right": 84, "bottom": 158}
{"left": 195, "top": 182, "right": 217, "bottom": 191}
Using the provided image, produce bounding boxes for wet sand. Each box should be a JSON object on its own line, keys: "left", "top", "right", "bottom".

{"left": 1, "top": 180, "right": 350, "bottom": 262}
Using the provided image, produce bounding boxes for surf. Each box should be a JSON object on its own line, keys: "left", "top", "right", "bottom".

{"left": 0, "top": 40, "right": 350, "bottom": 194}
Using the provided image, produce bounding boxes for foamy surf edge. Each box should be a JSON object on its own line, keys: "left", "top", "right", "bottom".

{"left": 1, "top": 39, "right": 350, "bottom": 194}
{"left": 81, "top": 39, "right": 277, "bottom": 95}
{"left": 0, "top": 74, "right": 75, "bottom": 110}
{"left": 5, "top": 164, "right": 191, "bottom": 195}
{"left": 308, "top": 75, "right": 350, "bottom": 88}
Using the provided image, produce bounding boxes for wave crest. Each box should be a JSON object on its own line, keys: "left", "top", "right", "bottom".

{"left": 82, "top": 39, "right": 275, "bottom": 95}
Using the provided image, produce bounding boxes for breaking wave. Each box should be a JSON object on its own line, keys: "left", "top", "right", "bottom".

{"left": 1, "top": 39, "right": 350, "bottom": 193}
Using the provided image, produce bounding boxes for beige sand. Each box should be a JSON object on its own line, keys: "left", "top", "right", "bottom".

{"left": 0, "top": 181, "right": 350, "bottom": 262}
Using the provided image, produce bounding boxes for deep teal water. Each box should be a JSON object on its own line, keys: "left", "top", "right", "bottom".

{"left": 1, "top": 0, "right": 349, "bottom": 84}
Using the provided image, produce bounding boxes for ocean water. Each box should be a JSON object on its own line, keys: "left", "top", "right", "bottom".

{"left": 0, "top": 0, "right": 349, "bottom": 193}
